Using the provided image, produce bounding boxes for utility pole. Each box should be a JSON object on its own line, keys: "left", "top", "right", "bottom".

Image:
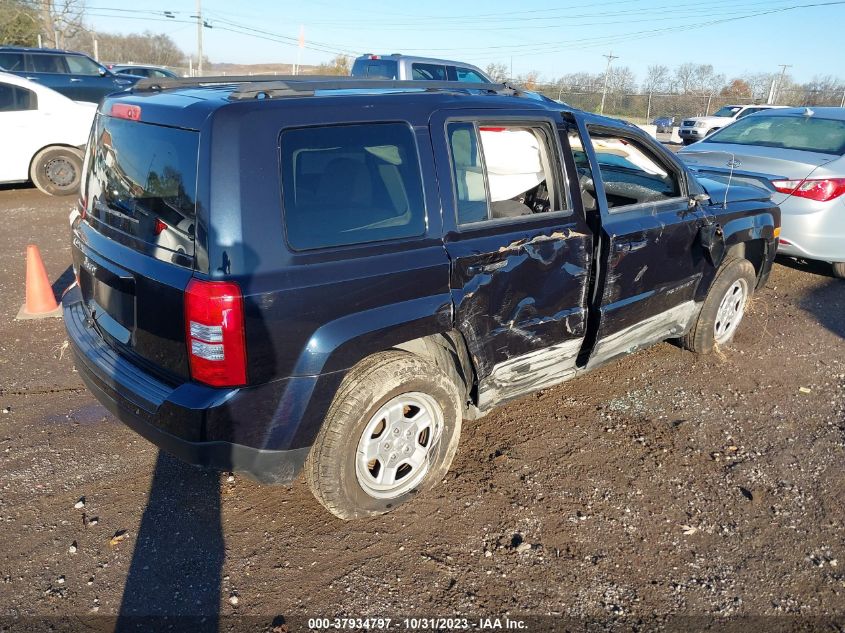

{"left": 774, "top": 64, "right": 792, "bottom": 104}
{"left": 599, "top": 51, "right": 618, "bottom": 115}
{"left": 195, "top": 0, "right": 203, "bottom": 76}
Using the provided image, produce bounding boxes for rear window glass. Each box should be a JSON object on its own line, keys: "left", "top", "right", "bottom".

{"left": 351, "top": 59, "right": 398, "bottom": 79}
{"left": 0, "top": 82, "right": 37, "bottom": 111}
{"left": 0, "top": 52, "right": 23, "bottom": 71}
{"left": 412, "top": 63, "right": 447, "bottom": 81}
{"left": 280, "top": 123, "right": 426, "bottom": 250}
{"left": 704, "top": 115, "right": 845, "bottom": 155}
{"left": 83, "top": 114, "right": 198, "bottom": 260}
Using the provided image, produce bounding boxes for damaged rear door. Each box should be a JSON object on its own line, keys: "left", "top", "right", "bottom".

{"left": 571, "top": 122, "right": 712, "bottom": 368}
{"left": 430, "top": 109, "right": 593, "bottom": 408}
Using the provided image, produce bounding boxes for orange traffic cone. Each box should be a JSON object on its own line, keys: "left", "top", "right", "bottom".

{"left": 17, "top": 245, "right": 62, "bottom": 320}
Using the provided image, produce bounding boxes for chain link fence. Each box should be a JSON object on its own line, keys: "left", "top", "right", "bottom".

{"left": 531, "top": 86, "right": 845, "bottom": 124}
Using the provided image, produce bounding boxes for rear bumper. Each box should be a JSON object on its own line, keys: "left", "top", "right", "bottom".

{"left": 778, "top": 199, "right": 845, "bottom": 263}
{"left": 62, "top": 286, "right": 311, "bottom": 484}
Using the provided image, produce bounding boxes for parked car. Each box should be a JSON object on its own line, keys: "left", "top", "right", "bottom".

{"left": 679, "top": 104, "right": 789, "bottom": 145}
{"left": 109, "top": 64, "right": 179, "bottom": 79}
{"left": 679, "top": 107, "right": 845, "bottom": 278}
{"left": 351, "top": 53, "right": 491, "bottom": 82}
{"left": 0, "top": 72, "right": 95, "bottom": 195}
{"left": 0, "top": 46, "right": 139, "bottom": 103}
{"left": 652, "top": 115, "right": 675, "bottom": 133}
{"left": 63, "top": 77, "right": 779, "bottom": 519}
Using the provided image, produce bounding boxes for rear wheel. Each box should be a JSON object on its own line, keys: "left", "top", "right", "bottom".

{"left": 682, "top": 258, "right": 756, "bottom": 354}
{"left": 833, "top": 262, "right": 845, "bottom": 279}
{"left": 30, "top": 146, "right": 84, "bottom": 196}
{"left": 305, "top": 351, "right": 462, "bottom": 520}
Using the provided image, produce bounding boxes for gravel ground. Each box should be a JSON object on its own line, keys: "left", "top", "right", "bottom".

{"left": 0, "top": 184, "right": 843, "bottom": 632}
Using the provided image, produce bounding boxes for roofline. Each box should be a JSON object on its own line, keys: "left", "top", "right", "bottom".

{"left": 130, "top": 75, "right": 523, "bottom": 100}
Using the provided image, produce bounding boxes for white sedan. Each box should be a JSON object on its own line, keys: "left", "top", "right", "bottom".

{"left": 0, "top": 72, "right": 96, "bottom": 196}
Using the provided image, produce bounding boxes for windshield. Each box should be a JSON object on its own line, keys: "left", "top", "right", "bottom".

{"left": 713, "top": 106, "right": 742, "bottom": 117}
{"left": 704, "top": 114, "right": 845, "bottom": 155}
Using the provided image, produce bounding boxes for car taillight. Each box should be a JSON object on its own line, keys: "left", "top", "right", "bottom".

{"left": 771, "top": 178, "right": 845, "bottom": 202}
{"left": 110, "top": 103, "right": 141, "bottom": 121}
{"left": 184, "top": 279, "right": 247, "bottom": 387}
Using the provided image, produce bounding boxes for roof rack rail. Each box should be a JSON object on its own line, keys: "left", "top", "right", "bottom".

{"left": 132, "top": 75, "right": 522, "bottom": 100}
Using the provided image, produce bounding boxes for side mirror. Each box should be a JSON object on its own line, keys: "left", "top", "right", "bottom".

{"left": 98, "top": 67, "right": 107, "bottom": 77}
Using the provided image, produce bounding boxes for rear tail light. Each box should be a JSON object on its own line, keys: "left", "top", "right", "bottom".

{"left": 184, "top": 279, "right": 247, "bottom": 387}
{"left": 771, "top": 178, "right": 845, "bottom": 202}
{"left": 110, "top": 103, "right": 141, "bottom": 121}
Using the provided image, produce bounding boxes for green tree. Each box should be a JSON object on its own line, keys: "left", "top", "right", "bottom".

{"left": 0, "top": 0, "right": 41, "bottom": 46}
{"left": 315, "top": 54, "right": 351, "bottom": 76}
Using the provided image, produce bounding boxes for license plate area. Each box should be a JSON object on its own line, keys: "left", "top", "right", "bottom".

{"left": 78, "top": 254, "right": 136, "bottom": 345}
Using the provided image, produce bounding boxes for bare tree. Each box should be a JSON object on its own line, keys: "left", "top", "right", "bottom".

{"left": 37, "top": 0, "right": 85, "bottom": 48}
{"left": 608, "top": 66, "right": 636, "bottom": 94}
{"left": 485, "top": 62, "right": 508, "bottom": 83}
{"left": 642, "top": 64, "right": 670, "bottom": 94}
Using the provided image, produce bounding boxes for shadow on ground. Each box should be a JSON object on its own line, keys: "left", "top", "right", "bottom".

{"left": 115, "top": 451, "right": 224, "bottom": 632}
{"left": 778, "top": 257, "right": 845, "bottom": 339}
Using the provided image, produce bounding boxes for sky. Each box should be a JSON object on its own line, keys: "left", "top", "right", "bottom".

{"left": 82, "top": 0, "right": 845, "bottom": 84}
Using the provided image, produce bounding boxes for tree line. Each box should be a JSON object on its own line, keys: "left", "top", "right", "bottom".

{"left": 0, "top": 0, "right": 187, "bottom": 67}
{"left": 487, "top": 61, "right": 844, "bottom": 106}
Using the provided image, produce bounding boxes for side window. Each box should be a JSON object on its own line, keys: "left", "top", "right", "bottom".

{"left": 412, "top": 63, "right": 447, "bottom": 81}
{"left": 455, "top": 67, "right": 487, "bottom": 83}
{"left": 30, "top": 54, "right": 67, "bottom": 73}
{"left": 0, "top": 83, "right": 37, "bottom": 112}
{"left": 565, "top": 126, "right": 598, "bottom": 214}
{"left": 587, "top": 129, "right": 681, "bottom": 210}
{"left": 736, "top": 107, "right": 757, "bottom": 119}
{"left": 0, "top": 52, "right": 24, "bottom": 71}
{"left": 447, "top": 121, "right": 563, "bottom": 225}
{"left": 280, "top": 123, "right": 427, "bottom": 250}
{"left": 65, "top": 55, "right": 102, "bottom": 76}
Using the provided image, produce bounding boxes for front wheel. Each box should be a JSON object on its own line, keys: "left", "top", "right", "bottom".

{"left": 30, "top": 146, "right": 84, "bottom": 196}
{"left": 682, "top": 258, "right": 756, "bottom": 354}
{"left": 305, "top": 351, "right": 462, "bottom": 520}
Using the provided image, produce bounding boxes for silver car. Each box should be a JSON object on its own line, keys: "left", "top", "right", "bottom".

{"left": 350, "top": 54, "right": 491, "bottom": 83}
{"left": 678, "top": 107, "right": 845, "bottom": 277}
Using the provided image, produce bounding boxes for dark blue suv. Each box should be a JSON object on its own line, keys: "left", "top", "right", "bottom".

{"left": 0, "top": 47, "right": 138, "bottom": 102}
{"left": 64, "top": 77, "right": 779, "bottom": 519}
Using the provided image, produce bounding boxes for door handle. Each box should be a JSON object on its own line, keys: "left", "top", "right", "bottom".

{"left": 70, "top": 78, "right": 83, "bottom": 82}
{"left": 466, "top": 260, "right": 508, "bottom": 276}
{"left": 25, "top": 76, "right": 38, "bottom": 80}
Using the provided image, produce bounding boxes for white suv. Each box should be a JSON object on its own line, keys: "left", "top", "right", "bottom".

{"left": 679, "top": 104, "right": 788, "bottom": 145}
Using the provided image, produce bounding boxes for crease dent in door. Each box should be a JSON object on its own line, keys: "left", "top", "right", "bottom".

{"left": 458, "top": 230, "right": 591, "bottom": 399}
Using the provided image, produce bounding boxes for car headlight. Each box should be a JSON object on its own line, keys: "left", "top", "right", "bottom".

{"left": 694, "top": 121, "right": 707, "bottom": 128}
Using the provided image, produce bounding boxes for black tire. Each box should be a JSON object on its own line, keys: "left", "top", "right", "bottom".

{"left": 29, "top": 146, "right": 84, "bottom": 196}
{"left": 682, "top": 139, "right": 695, "bottom": 146}
{"left": 305, "top": 350, "right": 462, "bottom": 520}
{"left": 682, "top": 258, "right": 756, "bottom": 354}
{"left": 832, "top": 262, "right": 845, "bottom": 279}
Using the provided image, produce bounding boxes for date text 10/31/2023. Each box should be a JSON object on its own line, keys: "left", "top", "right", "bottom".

{"left": 307, "top": 617, "right": 528, "bottom": 630}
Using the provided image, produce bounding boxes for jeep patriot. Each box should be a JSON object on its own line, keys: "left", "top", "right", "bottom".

{"left": 63, "top": 77, "right": 780, "bottom": 519}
